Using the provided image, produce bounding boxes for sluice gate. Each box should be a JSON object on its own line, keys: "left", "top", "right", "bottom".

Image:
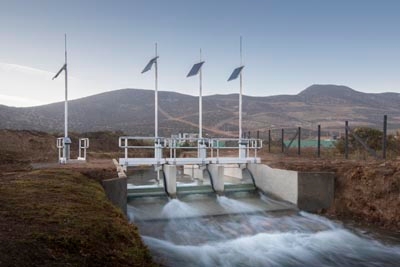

{"left": 120, "top": 136, "right": 261, "bottom": 198}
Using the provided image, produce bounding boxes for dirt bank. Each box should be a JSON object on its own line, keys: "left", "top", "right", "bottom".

{"left": 0, "top": 169, "right": 156, "bottom": 267}
{"left": 265, "top": 155, "right": 400, "bottom": 232}
{"left": 0, "top": 129, "right": 122, "bottom": 172}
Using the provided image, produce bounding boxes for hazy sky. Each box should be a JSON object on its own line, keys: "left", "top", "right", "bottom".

{"left": 0, "top": 0, "right": 399, "bottom": 107}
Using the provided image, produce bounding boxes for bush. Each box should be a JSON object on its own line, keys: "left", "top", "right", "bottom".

{"left": 335, "top": 127, "right": 398, "bottom": 157}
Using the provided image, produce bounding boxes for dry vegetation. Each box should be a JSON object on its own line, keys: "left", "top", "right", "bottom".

{"left": 0, "top": 130, "right": 157, "bottom": 266}
{"left": 0, "top": 169, "right": 156, "bottom": 267}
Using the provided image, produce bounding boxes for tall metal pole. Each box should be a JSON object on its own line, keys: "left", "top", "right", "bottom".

{"left": 155, "top": 43, "right": 158, "bottom": 138}
{"left": 154, "top": 43, "right": 160, "bottom": 181}
{"left": 64, "top": 34, "right": 68, "bottom": 140}
{"left": 199, "top": 49, "right": 203, "bottom": 139}
{"left": 63, "top": 34, "right": 69, "bottom": 161}
{"left": 239, "top": 36, "right": 243, "bottom": 142}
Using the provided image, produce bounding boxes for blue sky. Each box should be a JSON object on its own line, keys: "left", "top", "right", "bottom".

{"left": 0, "top": 0, "right": 399, "bottom": 106}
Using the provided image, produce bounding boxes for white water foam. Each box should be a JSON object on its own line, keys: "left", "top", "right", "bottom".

{"left": 131, "top": 194, "right": 400, "bottom": 266}
{"left": 217, "top": 195, "right": 262, "bottom": 213}
{"left": 299, "top": 210, "right": 340, "bottom": 230}
{"left": 144, "top": 228, "right": 400, "bottom": 267}
{"left": 259, "top": 192, "right": 294, "bottom": 209}
{"left": 161, "top": 198, "right": 201, "bottom": 219}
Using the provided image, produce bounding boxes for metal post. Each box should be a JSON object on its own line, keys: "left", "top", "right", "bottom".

{"left": 199, "top": 49, "right": 203, "bottom": 139}
{"left": 383, "top": 115, "right": 387, "bottom": 159}
{"left": 63, "top": 34, "right": 70, "bottom": 160}
{"left": 281, "top": 128, "right": 284, "bottom": 153}
{"left": 155, "top": 43, "right": 158, "bottom": 139}
{"left": 237, "top": 36, "right": 246, "bottom": 159}
{"left": 317, "top": 124, "right": 321, "bottom": 158}
{"left": 298, "top": 127, "right": 301, "bottom": 155}
{"left": 64, "top": 34, "right": 68, "bottom": 140}
{"left": 198, "top": 49, "right": 205, "bottom": 160}
{"left": 268, "top": 129, "right": 271, "bottom": 153}
{"left": 345, "top": 121, "right": 349, "bottom": 159}
{"left": 239, "top": 36, "right": 243, "bottom": 143}
{"left": 154, "top": 43, "right": 161, "bottom": 176}
{"left": 124, "top": 138, "right": 128, "bottom": 159}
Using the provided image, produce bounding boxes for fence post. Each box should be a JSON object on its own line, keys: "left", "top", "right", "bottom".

{"left": 281, "top": 129, "right": 285, "bottom": 153}
{"left": 268, "top": 129, "right": 271, "bottom": 153}
{"left": 248, "top": 131, "right": 251, "bottom": 138}
{"left": 317, "top": 124, "right": 321, "bottom": 158}
{"left": 298, "top": 127, "right": 301, "bottom": 155}
{"left": 345, "top": 121, "right": 349, "bottom": 159}
{"left": 383, "top": 115, "right": 387, "bottom": 160}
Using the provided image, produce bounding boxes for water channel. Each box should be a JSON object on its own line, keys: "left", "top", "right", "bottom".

{"left": 127, "top": 167, "right": 400, "bottom": 267}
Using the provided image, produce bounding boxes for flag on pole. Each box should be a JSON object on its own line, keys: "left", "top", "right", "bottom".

{"left": 142, "top": 56, "right": 159, "bottom": 73}
{"left": 227, "top": 66, "right": 244, "bottom": 81}
{"left": 52, "top": 64, "right": 67, "bottom": 80}
{"left": 187, "top": 61, "right": 205, "bottom": 77}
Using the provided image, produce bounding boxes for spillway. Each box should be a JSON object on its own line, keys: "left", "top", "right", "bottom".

{"left": 128, "top": 190, "right": 400, "bottom": 267}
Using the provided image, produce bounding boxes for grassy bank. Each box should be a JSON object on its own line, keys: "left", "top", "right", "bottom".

{"left": 0, "top": 169, "right": 156, "bottom": 267}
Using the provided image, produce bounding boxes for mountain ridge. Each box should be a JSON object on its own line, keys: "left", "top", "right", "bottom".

{"left": 1, "top": 84, "right": 399, "bottom": 136}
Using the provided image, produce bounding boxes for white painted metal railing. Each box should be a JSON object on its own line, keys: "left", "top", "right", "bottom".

{"left": 209, "top": 138, "right": 262, "bottom": 164}
{"left": 56, "top": 137, "right": 89, "bottom": 163}
{"left": 118, "top": 136, "right": 166, "bottom": 167}
{"left": 118, "top": 136, "right": 262, "bottom": 167}
{"left": 166, "top": 137, "right": 209, "bottom": 165}
{"left": 56, "top": 137, "right": 65, "bottom": 163}
{"left": 78, "top": 138, "right": 89, "bottom": 161}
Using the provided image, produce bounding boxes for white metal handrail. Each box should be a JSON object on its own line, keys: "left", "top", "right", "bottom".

{"left": 119, "top": 136, "right": 166, "bottom": 159}
{"left": 56, "top": 137, "right": 65, "bottom": 163}
{"left": 209, "top": 138, "right": 262, "bottom": 160}
{"left": 78, "top": 138, "right": 89, "bottom": 160}
{"left": 118, "top": 136, "right": 262, "bottom": 166}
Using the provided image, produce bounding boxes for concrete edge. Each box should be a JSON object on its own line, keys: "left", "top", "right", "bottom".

{"left": 102, "top": 176, "right": 127, "bottom": 216}
{"left": 297, "top": 171, "right": 335, "bottom": 212}
{"left": 248, "top": 163, "right": 335, "bottom": 212}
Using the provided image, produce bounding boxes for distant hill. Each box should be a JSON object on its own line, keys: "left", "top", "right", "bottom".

{"left": 1, "top": 84, "right": 400, "bottom": 137}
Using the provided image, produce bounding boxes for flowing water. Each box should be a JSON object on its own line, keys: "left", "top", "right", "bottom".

{"left": 128, "top": 191, "right": 400, "bottom": 267}
{"left": 127, "top": 167, "right": 400, "bottom": 266}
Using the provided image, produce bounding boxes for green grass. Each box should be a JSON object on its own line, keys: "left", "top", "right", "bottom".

{"left": 0, "top": 169, "right": 157, "bottom": 267}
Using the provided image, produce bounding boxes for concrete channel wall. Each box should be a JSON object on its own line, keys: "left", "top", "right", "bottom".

{"left": 247, "top": 164, "right": 298, "bottom": 204}
{"left": 183, "top": 165, "right": 204, "bottom": 180}
{"left": 297, "top": 172, "right": 335, "bottom": 211}
{"left": 223, "top": 164, "right": 243, "bottom": 179}
{"left": 247, "top": 163, "right": 334, "bottom": 212}
{"left": 102, "top": 177, "right": 127, "bottom": 215}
